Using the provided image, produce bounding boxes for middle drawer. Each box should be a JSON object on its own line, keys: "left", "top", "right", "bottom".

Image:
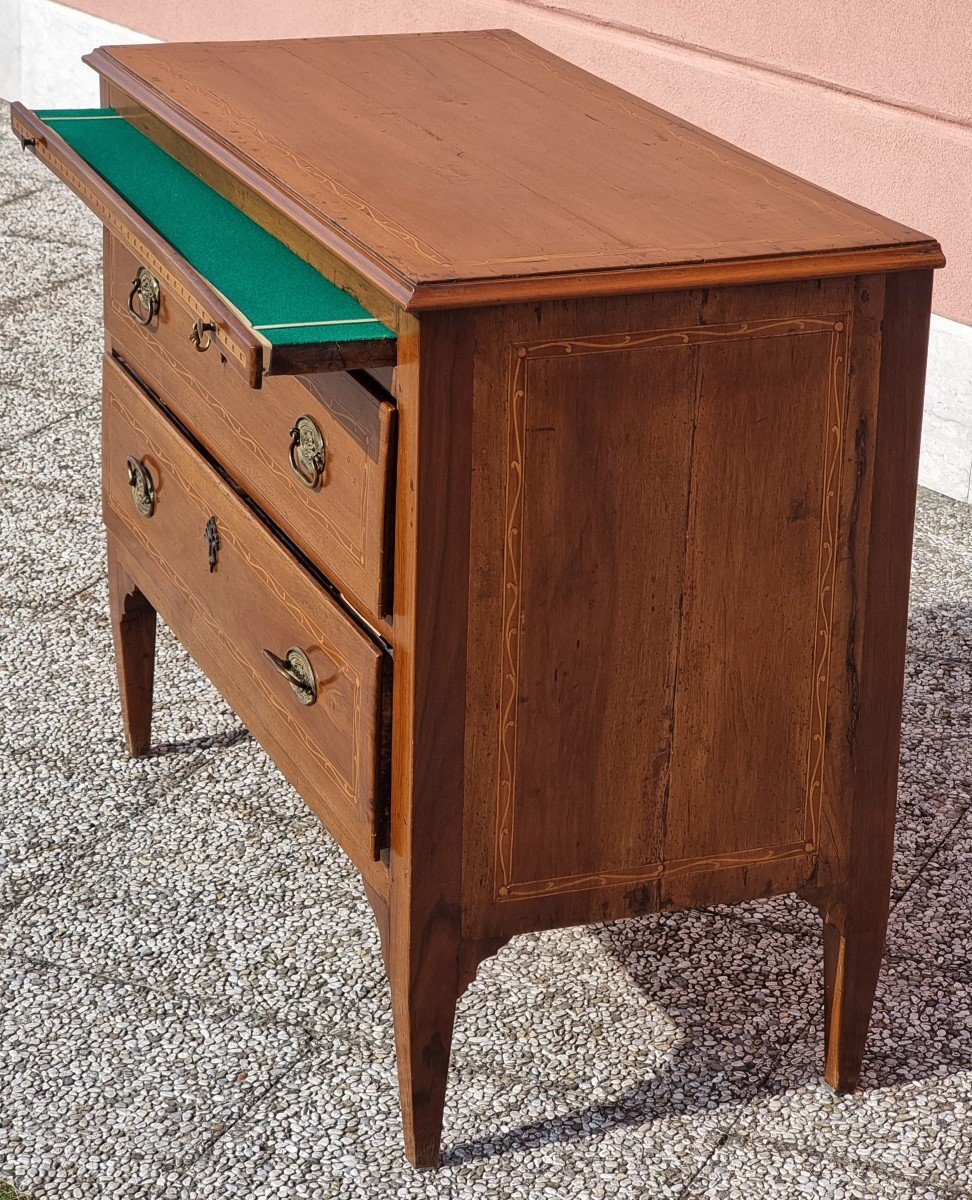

{"left": 102, "top": 353, "right": 391, "bottom": 870}
{"left": 105, "top": 234, "right": 397, "bottom": 621}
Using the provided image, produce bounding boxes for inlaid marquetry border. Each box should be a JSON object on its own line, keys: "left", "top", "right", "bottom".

{"left": 493, "top": 314, "right": 851, "bottom": 901}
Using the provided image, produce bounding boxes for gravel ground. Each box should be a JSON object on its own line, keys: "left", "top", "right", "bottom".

{"left": 2, "top": 101, "right": 971, "bottom": 1200}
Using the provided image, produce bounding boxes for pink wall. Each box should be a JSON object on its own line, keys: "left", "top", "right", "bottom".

{"left": 62, "top": 0, "right": 970, "bottom": 323}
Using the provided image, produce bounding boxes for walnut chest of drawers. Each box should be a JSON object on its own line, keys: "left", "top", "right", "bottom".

{"left": 12, "top": 29, "right": 944, "bottom": 1168}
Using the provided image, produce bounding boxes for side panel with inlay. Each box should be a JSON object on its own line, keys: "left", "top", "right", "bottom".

{"left": 472, "top": 296, "right": 851, "bottom": 914}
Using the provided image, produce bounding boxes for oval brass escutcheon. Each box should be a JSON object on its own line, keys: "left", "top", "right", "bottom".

{"left": 288, "top": 414, "right": 326, "bottom": 489}
{"left": 261, "top": 645, "right": 317, "bottom": 706}
{"left": 127, "top": 267, "right": 160, "bottom": 326}
{"left": 126, "top": 455, "right": 156, "bottom": 518}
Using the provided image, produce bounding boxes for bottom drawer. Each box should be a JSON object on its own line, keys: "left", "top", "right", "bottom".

{"left": 101, "top": 354, "right": 391, "bottom": 866}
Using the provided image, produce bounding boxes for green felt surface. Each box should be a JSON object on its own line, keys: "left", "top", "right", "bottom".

{"left": 38, "top": 109, "right": 394, "bottom": 348}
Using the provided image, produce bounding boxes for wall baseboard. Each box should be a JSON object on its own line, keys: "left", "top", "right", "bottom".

{"left": 923, "top": 315, "right": 972, "bottom": 503}
{"left": 2, "top": 0, "right": 969, "bottom": 502}
{"left": 0, "top": 0, "right": 155, "bottom": 106}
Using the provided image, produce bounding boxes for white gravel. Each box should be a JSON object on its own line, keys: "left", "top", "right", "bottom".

{"left": 1, "top": 102, "right": 970, "bottom": 1199}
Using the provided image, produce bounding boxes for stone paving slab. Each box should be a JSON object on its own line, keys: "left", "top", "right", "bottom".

{"left": 1, "top": 183, "right": 101, "bottom": 248}
{"left": 682, "top": 1135, "right": 958, "bottom": 1200}
{"left": 1, "top": 101, "right": 970, "bottom": 1199}
{"left": 0, "top": 386, "right": 98, "bottom": 457}
{"left": 0, "top": 750, "right": 385, "bottom": 1033}
{"left": 0, "top": 264, "right": 102, "bottom": 402}
{"left": 0, "top": 964, "right": 311, "bottom": 1198}
{"left": 0, "top": 231, "right": 100, "bottom": 310}
{"left": 889, "top": 813, "right": 972, "bottom": 981}
{"left": 708, "top": 953, "right": 972, "bottom": 1192}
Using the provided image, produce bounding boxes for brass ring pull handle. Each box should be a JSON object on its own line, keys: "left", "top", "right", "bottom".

{"left": 127, "top": 267, "right": 160, "bottom": 326}
{"left": 262, "top": 646, "right": 317, "bottom": 706}
{"left": 126, "top": 456, "right": 156, "bottom": 517}
{"left": 188, "top": 319, "right": 216, "bottom": 352}
{"left": 288, "top": 415, "right": 326, "bottom": 489}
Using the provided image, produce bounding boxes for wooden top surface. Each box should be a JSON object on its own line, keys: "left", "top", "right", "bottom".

{"left": 88, "top": 30, "right": 944, "bottom": 309}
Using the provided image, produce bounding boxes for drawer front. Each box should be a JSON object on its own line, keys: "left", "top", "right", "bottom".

{"left": 107, "top": 235, "right": 397, "bottom": 621}
{"left": 102, "top": 355, "right": 391, "bottom": 866}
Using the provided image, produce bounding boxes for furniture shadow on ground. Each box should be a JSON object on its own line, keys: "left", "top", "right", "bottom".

{"left": 142, "top": 727, "right": 252, "bottom": 759}
{"left": 442, "top": 593, "right": 971, "bottom": 1166}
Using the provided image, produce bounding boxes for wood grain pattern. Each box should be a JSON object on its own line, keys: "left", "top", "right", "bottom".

{"left": 85, "top": 32, "right": 943, "bottom": 309}
{"left": 802, "top": 270, "right": 933, "bottom": 1093}
{"left": 664, "top": 317, "right": 848, "bottom": 865}
{"left": 106, "top": 235, "right": 397, "bottom": 622}
{"left": 493, "top": 332, "right": 695, "bottom": 897}
{"left": 492, "top": 312, "right": 848, "bottom": 902}
{"left": 102, "top": 354, "right": 392, "bottom": 880}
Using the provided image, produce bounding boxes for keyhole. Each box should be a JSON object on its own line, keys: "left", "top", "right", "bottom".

{"left": 204, "top": 517, "right": 220, "bottom": 572}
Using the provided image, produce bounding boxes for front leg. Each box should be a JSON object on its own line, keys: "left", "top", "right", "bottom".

{"left": 107, "top": 533, "right": 156, "bottom": 757}
{"left": 386, "top": 311, "right": 476, "bottom": 1166}
{"left": 388, "top": 917, "right": 461, "bottom": 1168}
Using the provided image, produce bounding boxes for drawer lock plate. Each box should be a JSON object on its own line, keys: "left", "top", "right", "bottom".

{"left": 204, "top": 516, "right": 220, "bottom": 572}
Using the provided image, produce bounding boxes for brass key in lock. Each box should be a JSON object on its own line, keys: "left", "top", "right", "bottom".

{"left": 261, "top": 645, "right": 317, "bottom": 706}
{"left": 188, "top": 318, "right": 216, "bottom": 351}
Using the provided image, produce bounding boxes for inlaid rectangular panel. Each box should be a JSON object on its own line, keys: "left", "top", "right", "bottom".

{"left": 494, "top": 315, "right": 849, "bottom": 901}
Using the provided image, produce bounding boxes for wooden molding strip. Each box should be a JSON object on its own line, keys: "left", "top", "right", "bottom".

{"left": 406, "top": 244, "right": 946, "bottom": 310}
{"left": 83, "top": 49, "right": 944, "bottom": 312}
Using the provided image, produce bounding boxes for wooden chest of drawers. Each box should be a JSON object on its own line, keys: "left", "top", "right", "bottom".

{"left": 13, "top": 30, "right": 944, "bottom": 1169}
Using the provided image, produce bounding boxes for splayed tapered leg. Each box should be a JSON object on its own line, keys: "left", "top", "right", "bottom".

{"left": 108, "top": 534, "right": 156, "bottom": 757}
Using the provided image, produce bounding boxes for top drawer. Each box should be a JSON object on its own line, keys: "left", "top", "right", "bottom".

{"left": 10, "top": 105, "right": 397, "bottom": 388}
